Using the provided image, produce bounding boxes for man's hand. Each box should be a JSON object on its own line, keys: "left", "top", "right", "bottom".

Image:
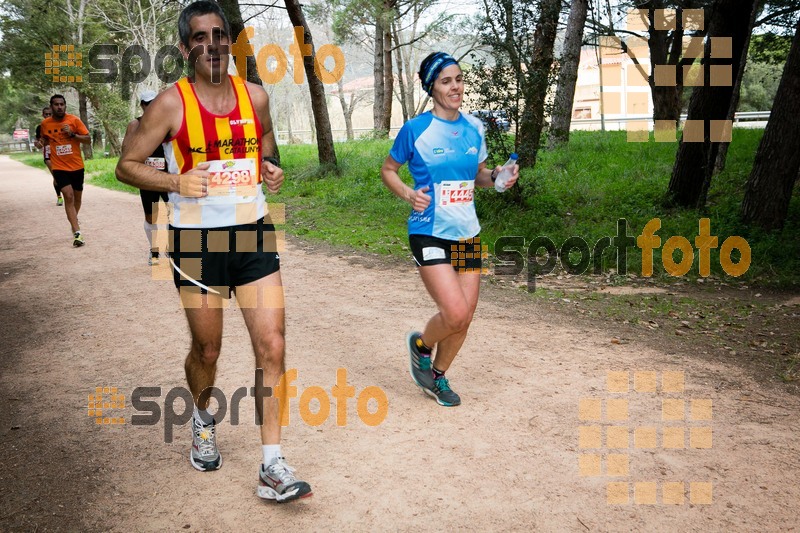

{"left": 261, "top": 160, "right": 284, "bottom": 194}
{"left": 409, "top": 186, "right": 431, "bottom": 213}
{"left": 175, "top": 162, "right": 210, "bottom": 197}
{"left": 61, "top": 124, "right": 73, "bottom": 137}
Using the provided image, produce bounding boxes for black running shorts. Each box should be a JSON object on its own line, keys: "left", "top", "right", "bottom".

{"left": 139, "top": 189, "right": 169, "bottom": 216}
{"left": 409, "top": 234, "right": 484, "bottom": 273}
{"left": 52, "top": 168, "right": 85, "bottom": 191}
{"left": 169, "top": 218, "right": 280, "bottom": 298}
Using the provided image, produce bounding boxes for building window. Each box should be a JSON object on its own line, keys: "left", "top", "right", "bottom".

{"left": 573, "top": 107, "right": 592, "bottom": 119}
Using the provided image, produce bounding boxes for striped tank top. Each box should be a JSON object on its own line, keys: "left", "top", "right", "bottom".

{"left": 165, "top": 75, "right": 265, "bottom": 228}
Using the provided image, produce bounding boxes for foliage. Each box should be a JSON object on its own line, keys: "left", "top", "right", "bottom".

{"left": 738, "top": 61, "right": 783, "bottom": 111}
{"left": 465, "top": 0, "right": 541, "bottom": 168}
{"left": 749, "top": 31, "right": 793, "bottom": 63}
{"left": 19, "top": 129, "right": 796, "bottom": 286}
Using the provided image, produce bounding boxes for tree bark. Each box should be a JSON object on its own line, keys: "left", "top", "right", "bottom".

{"left": 548, "top": 0, "right": 588, "bottom": 149}
{"left": 78, "top": 90, "right": 93, "bottom": 160}
{"left": 666, "top": 0, "right": 758, "bottom": 208}
{"left": 284, "top": 0, "right": 337, "bottom": 166}
{"left": 741, "top": 17, "right": 800, "bottom": 231}
{"left": 714, "top": 0, "right": 760, "bottom": 174}
{"left": 217, "top": 0, "right": 262, "bottom": 86}
{"left": 392, "top": 23, "right": 408, "bottom": 122}
{"left": 380, "top": 24, "right": 394, "bottom": 133}
{"left": 648, "top": 29, "right": 683, "bottom": 122}
{"left": 336, "top": 76, "right": 355, "bottom": 140}
{"left": 516, "top": 0, "right": 560, "bottom": 169}
{"left": 373, "top": 22, "right": 385, "bottom": 132}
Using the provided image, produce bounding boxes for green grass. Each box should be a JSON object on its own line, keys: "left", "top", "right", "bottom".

{"left": 11, "top": 152, "right": 137, "bottom": 194}
{"left": 11, "top": 130, "right": 800, "bottom": 287}
{"left": 272, "top": 130, "right": 800, "bottom": 287}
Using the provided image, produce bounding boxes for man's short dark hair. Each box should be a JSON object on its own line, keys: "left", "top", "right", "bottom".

{"left": 178, "top": 1, "right": 231, "bottom": 48}
{"left": 42, "top": 106, "right": 51, "bottom": 113}
{"left": 50, "top": 94, "right": 66, "bottom": 105}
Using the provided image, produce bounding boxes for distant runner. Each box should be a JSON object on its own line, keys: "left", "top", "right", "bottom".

{"left": 121, "top": 90, "right": 169, "bottom": 265}
{"left": 40, "top": 94, "right": 91, "bottom": 247}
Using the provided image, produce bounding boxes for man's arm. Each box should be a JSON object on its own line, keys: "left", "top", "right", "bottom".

{"left": 115, "top": 88, "right": 207, "bottom": 197}
{"left": 247, "top": 82, "right": 283, "bottom": 194}
{"left": 69, "top": 118, "right": 92, "bottom": 145}
{"left": 121, "top": 119, "right": 139, "bottom": 153}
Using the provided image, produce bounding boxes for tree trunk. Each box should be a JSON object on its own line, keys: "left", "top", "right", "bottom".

{"left": 392, "top": 23, "right": 408, "bottom": 122}
{"left": 345, "top": 93, "right": 356, "bottom": 140}
{"left": 516, "top": 0, "right": 560, "bottom": 169}
{"left": 287, "top": 106, "right": 294, "bottom": 142}
{"left": 548, "top": 0, "right": 588, "bottom": 149}
{"left": 380, "top": 26, "right": 394, "bottom": 134}
{"left": 78, "top": 90, "right": 93, "bottom": 160}
{"left": 666, "top": 0, "right": 758, "bottom": 208}
{"left": 103, "top": 121, "right": 122, "bottom": 156}
{"left": 373, "top": 22, "right": 385, "bottom": 132}
{"left": 646, "top": 9, "right": 683, "bottom": 124}
{"left": 217, "top": 0, "right": 261, "bottom": 86}
{"left": 741, "top": 17, "right": 800, "bottom": 231}
{"left": 219, "top": 0, "right": 283, "bottom": 161}
{"left": 714, "top": 0, "right": 760, "bottom": 174}
{"left": 336, "top": 76, "right": 355, "bottom": 141}
{"left": 284, "top": 0, "right": 337, "bottom": 166}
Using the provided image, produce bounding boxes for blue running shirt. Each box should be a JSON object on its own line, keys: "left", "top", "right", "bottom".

{"left": 389, "top": 111, "right": 487, "bottom": 240}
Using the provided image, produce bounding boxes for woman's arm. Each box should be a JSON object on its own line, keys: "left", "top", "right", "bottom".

{"left": 380, "top": 155, "right": 431, "bottom": 213}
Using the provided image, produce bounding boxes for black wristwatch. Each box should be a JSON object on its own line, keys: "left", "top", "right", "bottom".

{"left": 262, "top": 156, "right": 280, "bottom": 168}
{"left": 490, "top": 168, "right": 499, "bottom": 182}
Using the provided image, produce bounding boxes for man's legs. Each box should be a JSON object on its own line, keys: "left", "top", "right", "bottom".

{"left": 73, "top": 189, "right": 82, "bottom": 219}
{"left": 59, "top": 184, "right": 80, "bottom": 233}
{"left": 237, "top": 271, "right": 312, "bottom": 502}
{"left": 236, "top": 271, "right": 285, "bottom": 447}
{"left": 183, "top": 305, "right": 223, "bottom": 408}
{"left": 45, "top": 160, "right": 61, "bottom": 204}
{"left": 182, "top": 292, "right": 224, "bottom": 471}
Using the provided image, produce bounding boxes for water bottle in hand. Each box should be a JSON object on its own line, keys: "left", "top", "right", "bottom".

{"left": 494, "top": 153, "right": 518, "bottom": 192}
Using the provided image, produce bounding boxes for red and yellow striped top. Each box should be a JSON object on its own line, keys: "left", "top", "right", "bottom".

{"left": 165, "top": 75, "right": 266, "bottom": 228}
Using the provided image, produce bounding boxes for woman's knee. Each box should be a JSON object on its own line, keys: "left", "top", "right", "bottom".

{"left": 442, "top": 305, "right": 471, "bottom": 332}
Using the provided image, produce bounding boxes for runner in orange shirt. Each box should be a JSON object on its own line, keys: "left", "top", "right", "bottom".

{"left": 40, "top": 94, "right": 91, "bottom": 247}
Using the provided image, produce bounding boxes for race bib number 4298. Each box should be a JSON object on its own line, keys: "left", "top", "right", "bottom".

{"left": 202, "top": 158, "right": 258, "bottom": 204}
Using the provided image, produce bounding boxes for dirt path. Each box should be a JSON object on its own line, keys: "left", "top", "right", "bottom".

{"left": 1, "top": 155, "right": 798, "bottom": 532}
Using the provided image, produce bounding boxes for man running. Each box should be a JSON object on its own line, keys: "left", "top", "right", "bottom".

{"left": 121, "top": 90, "right": 169, "bottom": 265}
{"left": 115, "top": 1, "right": 311, "bottom": 503}
{"left": 40, "top": 94, "right": 91, "bottom": 246}
{"left": 34, "top": 105, "right": 62, "bottom": 206}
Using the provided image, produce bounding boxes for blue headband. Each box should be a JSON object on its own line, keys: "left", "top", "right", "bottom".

{"left": 420, "top": 53, "right": 458, "bottom": 95}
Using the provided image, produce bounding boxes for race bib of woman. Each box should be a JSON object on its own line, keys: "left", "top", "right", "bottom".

{"left": 201, "top": 159, "right": 258, "bottom": 205}
{"left": 438, "top": 181, "right": 474, "bottom": 207}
